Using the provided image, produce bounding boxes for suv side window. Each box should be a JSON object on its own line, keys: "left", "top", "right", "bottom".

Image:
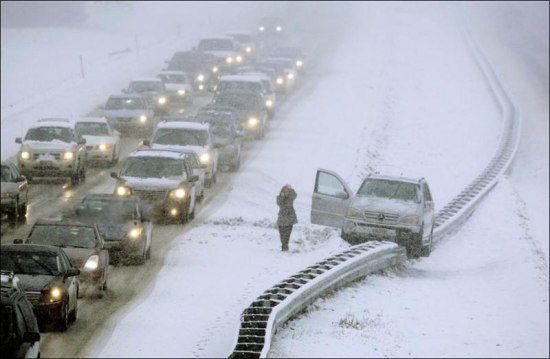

{"left": 60, "top": 250, "right": 73, "bottom": 269}
{"left": 422, "top": 183, "right": 432, "bottom": 202}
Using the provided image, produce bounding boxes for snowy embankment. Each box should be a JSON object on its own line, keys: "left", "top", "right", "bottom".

{"left": 271, "top": 3, "right": 549, "bottom": 358}
{"left": 85, "top": 2, "right": 515, "bottom": 358}
{"left": 0, "top": 2, "right": 273, "bottom": 159}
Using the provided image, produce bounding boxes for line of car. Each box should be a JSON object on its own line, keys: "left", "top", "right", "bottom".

{"left": 1, "top": 19, "right": 306, "bottom": 358}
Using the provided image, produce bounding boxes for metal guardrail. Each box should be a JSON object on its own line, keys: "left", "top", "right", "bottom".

{"left": 228, "top": 13, "right": 521, "bottom": 359}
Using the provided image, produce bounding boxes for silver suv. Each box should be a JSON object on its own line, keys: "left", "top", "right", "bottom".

{"left": 16, "top": 119, "right": 87, "bottom": 185}
{"left": 310, "top": 169, "right": 435, "bottom": 257}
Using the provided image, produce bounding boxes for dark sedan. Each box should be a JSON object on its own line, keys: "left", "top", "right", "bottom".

{"left": 17, "top": 219, "right": 109, "bottom": 297}
{"left": 1, "top": 244, "right": 80, "bottom": 330}
{"left": 71, "top": 194, "right": 153, "bottom": 265}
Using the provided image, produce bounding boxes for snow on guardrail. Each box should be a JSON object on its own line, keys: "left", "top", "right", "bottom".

{"left": 227, "top": 9, "right": 521, "bottom": 359}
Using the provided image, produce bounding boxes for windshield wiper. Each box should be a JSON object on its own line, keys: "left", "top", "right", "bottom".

{"left": 29, "top": 257, "right": 55, "bottom": 276}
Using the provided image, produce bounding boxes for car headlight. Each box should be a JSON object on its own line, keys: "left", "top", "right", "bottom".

{"left": 226, "top": 56, "right": 234, "bottom": 64}
{"left": 128, "top": 227, "right": 143, "bottom": 239}
{"left": 196, "top": 74, "right": 205, "bottom": 82}
{"left": 199, "top": 152, "right": 211, "bottom": 165}
{"left": 287, "top": 73, "right": 295, "bottom": 80}
{"left": 49, "top": 286, "right": 63, "bottom": 302}
{"left": 212, "top": 66, "right": 219, "bottom": 73}
{"left": 296, "top": 60, "right": 303, "bottom": 67}
{"left": 247, "top": 117, "right": 259, "bottom": 127}
{"left": 198, "top": 84, "right": 204, "bottom": 91}
{"left": 139, "top": 115, "right": 147, "bottom": 123}
{"left": 177, "top": 89, "right": 186, "bottom": 96}
{"left": 63, "top": 151, "right": 74, "bottom": 160}
{"left": 236, "top": 55, "right": 243, "bottom": 63}
{"left": 21, "top": 151, "right": 31, "bottom": 160}
{"left": 400, "top": 215, "right": 420, "bottom": 225}
{"left": 265, "top": 99, "right": 273, "bottom": 108}
{"left": 98, "top": 143, "right": 112, "bottom": 151}
{"left": 116, "top": 185, "right": 131, "bottom": 196}
{"left": 170, "top": 188, "right": 186, "bottom": 199}
{"left": 83, "top": 255, "right": 99, "bottom": 271}
{"left": 157, "top": 96, "right": 167, "bottom": 105}
{"left": 276, "top": 77, "right": 284, "bottom": 85}
{"left": 346, "top": 207, "right": 363, "bottom": 219}
{"left": 245, "top": 46, "right": 252, "bottom": 53}
{"left": 276, "top": 25, "right": 282, "bottom": 32}
{"left": 258, "top": 26, "right": 265, "bottom": 32}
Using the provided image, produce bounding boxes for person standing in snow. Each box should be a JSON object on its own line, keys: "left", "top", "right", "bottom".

{"left": 276, "top": 184, "right": 297, "bottom": 251}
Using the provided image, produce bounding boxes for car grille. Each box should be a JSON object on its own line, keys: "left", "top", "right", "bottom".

{"left": 115, "top": 117, "right": 135, "bottom": 122}
{"left": 133, "top": 189, "right": 167, "bottom": 202}
{"left": 25, "top": 291, "right": 41, "bottom": 306}
{"left": 33, "top": 153, "right": 61, "bottom": 160}
{"left": 363, "top": 210, "right": 399, "bottom": 224}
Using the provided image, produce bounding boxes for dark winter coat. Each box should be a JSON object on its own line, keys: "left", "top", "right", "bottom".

{"left": 276, "top": 189, "right": 298, "bottom": 227}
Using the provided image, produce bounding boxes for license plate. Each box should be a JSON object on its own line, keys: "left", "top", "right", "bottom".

{"left": 367, "top": 227, "right": 396, "bottom": 239}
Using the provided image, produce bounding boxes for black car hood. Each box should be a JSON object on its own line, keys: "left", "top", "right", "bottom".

{"left": 16, "top": 274, "right": 60, "bottom": 292}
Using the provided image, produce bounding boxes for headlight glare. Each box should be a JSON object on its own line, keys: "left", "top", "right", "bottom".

{"left": 157, "top": 96, "right": 167, "bottom": 105}
{"left": 63, "top": 151, "right": 74, "bottom": 160}
{"left": 276, "top": 26, "right": 282, "bottom": 32}
{"left": 99, "top": 143, "right": 112, "bottom": 151}
{"left": 128, "top": 227, "right": 142, "bottom": 239}
{"left": 226, "top": 56, "right": 234, "bottom": 64}
{"left": 116, "top": 186, "right": 130, "bottom": 196}
{"left": 212, "top": 66, "right": 219, "bottom": 73}
{"left": 248, "top": 117, "right": 259, "bottom": 127}
{"left": 199, "top": 153, "right": 210, "bottom": 164}
{"left": 265, "top": 99, "right": 273, "bottom": 108}
{"left": 49, "top": 287, "right": 62, "bottom": 302}
{"left": 236, "top": 55, "right": 243, "bottom": 63}
{"left": 245, "top": 46, "right": 252, "bottom": 53}
{"left": 296, "top": 60, "right": 303, "bottom": 67}
{"left": 276, "top": 77, "right": 284, "bottom": 85}
{"left": 196, "top": 74, "right": 205, "bottom": 82}
{"left": 83, "top": 255, "right": 99, "bottom": 271}
{"left": 21, "top": 151, "right": 31, "bottom": 160}
{"left": 171, "top": 188, "right": 186, "bottom": 199}
{"left": 287, "top": 73, "right": 295, "bottom": 80}
{"left": 177, "top": 89, "right": 186, "bottom": 96}
{"left": 139, "top": 115, "right": 147, "bottom": 123}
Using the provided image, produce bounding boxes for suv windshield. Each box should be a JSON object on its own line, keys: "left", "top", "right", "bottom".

{"left": 27, "top": 225, "right": 98, "bottom": 249}
{"left": 106, "top": 97, "right": 146, "bottom": 110}
{"left": 76, "top": 122, "right": 109, "bottom": 136}
{"left": 219, "top": 81, "right": 262, "bottom": 93}
{"left": 1, "top": 251, "right": 60, "bottom": 276}
{"left": 158, "top": 74, "right": 187, "bottom": 84}
{"left": 153, "top": 128, "right": 208, "bottom": 147}
{"left": 25, "top": 127, "right": 72, "bottom": 143}
{"left": 213, "top": 94, "right": 259, "bottom": 110}
{"left": 230, "top": 34, "right": 252, "bottom": 43}
{"left": 80, "top": 198, "right": 136, "bottom": 221}
{"left": 198, "top": 39, "right": 234, "bottom": 51}
{"left": 121, "top": 157, "right": 183, "bottom": 179}
{"left": 357, "top": 179, "right": 420, "bottom": 203}
{"left": 129, "top": 81, "right": 163, "bottom": 93}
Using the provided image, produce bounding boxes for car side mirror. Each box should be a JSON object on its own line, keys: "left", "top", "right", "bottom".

{"left": 15, "top": 175, "right": 26, "bottom": 182}
{"left": 142, "top": 139, "right": 151, "bottom": 146}
{"left": 110, "top": 172, "right": 119, "bottom": 180}
{"left": 15, "top": 137, "right": 22, "bottom": 144}
{"left": 336, "top": 191, "right": 349, "bottom": 200}
{"left": 65, "top": 268, "right": 80, "bottom": 277}
{"left": 23, "top": 332, "right": 40, "bottom": 343}
{"left": 78, "top": 138, "right": 86, "bottom": 145}
{"left": 189, "top": 175, "right": 199, "bottom": 183}
{"left": 13, "top": 239, "right": 23, "bottom": 244}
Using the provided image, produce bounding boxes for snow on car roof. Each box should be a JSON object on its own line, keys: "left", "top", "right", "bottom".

{"left": 157, "top": 121, "right": 210, "bottom": 131}
{"left": 109, "top": 93, "right": 145, "bottom": 99}
{"left": 128, "top": 149, "right": 186, "bottom": 159}
{"left": 130, "top": 77, "right": 163, "bottom": 83}
{"left": 30, "top": 118, "right": 74, "bottom": 129}
{"left": 367, "top": 174, "right": 422, "bottom": 184}
{"left": 238, "top": 72, "right": 271, "bottom": 80}
{"left": 220, "top": 75, "right": 263, "bottom": 83}
{"left": 75, "top": 117, "right": 108, "bottom": 124}
{"left": 201, "top": 35, "right": 234, "bottom": 41}
{"left": 158, "top": 70, "right": 188, "bottom": 76}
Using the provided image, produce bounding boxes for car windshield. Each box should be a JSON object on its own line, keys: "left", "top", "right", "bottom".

{"left": 79, "top": 198, "right": 136, "bottom": 222}
{"left": 230, "top": 34, "right": 252, "bottom": 43}
{"left": 121, "top": 157, "right": 183, "bottom": 179}
{"left": 158, "top": 74, "right": 187, "bottom": 84}
{"left": 76, "top": 122, "right": 109, "bottom": 136}
{"left": 129, "top": 81, "right": 163, "bottom": 93}
{"left": 357, "top": 179, "right": 420, "bottom": 203}
{"left": 106, "top": 97, "right": 146, "bottom": 110}
{"left": 213, "top": 94, "right": 259, "bottom": 110}
{"left": 198, "top": 39, "right": 234, "bottom": 51}
{"left": 1, "top": 251, "right": 60, "bottom": 276}
{"left": 219, "top": 81, "right": 262, "bottom": 93}
{"left": 153, "top": 128, "right": 208, "bottom": 147}
{"left": 210, "top": 123, "right": 234, "bottom": 138}
{"left": 1, "top": 165, "right": 13, "bottom": 182}
{"left": 196, "top": 111, "right": 231, "bottom": 124}
{"left": 168, "top": 53, "right": 203, "bottom": 71}
{"left": 27, "top": 225, "right": 98, "bottom": 249}
{"left": 25, "top": 127, "right": 72, "bottom": 143}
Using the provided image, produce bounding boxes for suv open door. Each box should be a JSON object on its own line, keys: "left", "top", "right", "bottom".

{"left": 311, "top": 169, "right": 353, "bottom": 228}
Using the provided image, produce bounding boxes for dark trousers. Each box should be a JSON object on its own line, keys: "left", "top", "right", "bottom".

{"left": 278, "top": 225, "right": 293, "bottom": 250}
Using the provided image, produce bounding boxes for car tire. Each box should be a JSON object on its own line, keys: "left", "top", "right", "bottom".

{"left": 17, "top": 202, "right": 27, "bottom": 223}
{"left": 80, "top": 164, "right": 86, "bottom": 181}
{"left": 421, "top": 225, "right": 434, "bottom": 257}
{"left": 341, "top": 230, "right": 353, "bottom": 244}
{"left": 58, "top": 299, "right": 69, "bottom": 331}
{"left": 70, "top": 170, "right": 80, "bottom": 186}
{"left": 68, "top": 296, "right": 77, "bottom": 323}
{"left": 110, "top": 148, "right": 118, "bottom": 166}
{"left": 212, "top": 171, "right": 217, "bottom": 184}
{"left": 145, "top": 239, "right": 152, "bottom": 260}
{"left": 8, "top": 199, "right": 19, "bottom": 226}
{"left": 189, "top": 203, "right": 195, "bottom": 220}
{"left": 407, "top": 231, "right": 423, "bottom": 259}
{"left": 179, "top": 203, "right": 189, "bottom": 224}
{"left": 231, "top": 156, "right": 241, "bottom": 172}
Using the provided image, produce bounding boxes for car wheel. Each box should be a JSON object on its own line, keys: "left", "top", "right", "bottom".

{"left": 58, "top": 299, "right": 69, "bottom": 331}
{"left": 70, "top": 171, "right": 80, "bottom": 186}
{"left": 146, "top": 239, "right": 152, "bottom": 260}
{"left": 341, "top": 230, "right": 353, "bottom": 244}
{"left": 407, "top": 231, "right": 423, "bottom": 259}
{"left": 179, "top": 203, "right": 189, "bottom": 224}
{"left": 110, "top": 148, "right": 118, "bottom": 166}
{"left": 421, "top": 225, "right": 434, "bottom": 257}
{"left": 189, "top": 203, "right": 195, "bottom": 220}
{"left": 80, "top": 165, "right": 86, "bottom": 181}
{"left": 8, "top": 199, "right": 18, "bottom": 225}
{"left": 68, "top": 296, "right": 77, "bottom": 323}
{"left": 17, "top": 202, "right": 27, "bottom": 223}
{"left": 231, "top": 156, "right": 241, "bottom": 172}
{"left": 211, "top": 171, "right": 217, "bottom": 184}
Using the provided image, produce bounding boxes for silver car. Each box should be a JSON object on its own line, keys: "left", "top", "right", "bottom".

{"left": 311, "top": 169, "right": 435, "bottom": 257}
{"left": 1, "top": 161, "right": 29, "bottom": 225}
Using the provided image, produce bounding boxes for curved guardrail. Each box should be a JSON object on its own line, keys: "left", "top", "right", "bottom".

{"left": 228, "top": 12, "right": 521, "bottom": 359}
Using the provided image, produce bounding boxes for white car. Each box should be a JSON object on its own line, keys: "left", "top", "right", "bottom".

{"left": 196, "top": 37, "right": 243, "bottom": 70}
{"left": 311, "top": 169, "right": 435, "bottom": 257}
{"left": 145, "top": 121, "right": 220, "bottom": 187}
{"left": 75, "top": 117, "right": 120, "bottom": 166}
{"left": 180, "top": 150, "right": 207, "bottom": 202}
{"left": 235, "top": 72, "right": 277, "bottom": 114}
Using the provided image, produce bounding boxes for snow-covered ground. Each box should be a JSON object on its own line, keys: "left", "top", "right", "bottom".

{"left": 271, "top": 3, "right": 549, "bottom": 357}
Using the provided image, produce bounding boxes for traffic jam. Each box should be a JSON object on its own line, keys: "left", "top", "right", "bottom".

{"left": 1, "top": 18, "right": 307, "bottom": 352}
